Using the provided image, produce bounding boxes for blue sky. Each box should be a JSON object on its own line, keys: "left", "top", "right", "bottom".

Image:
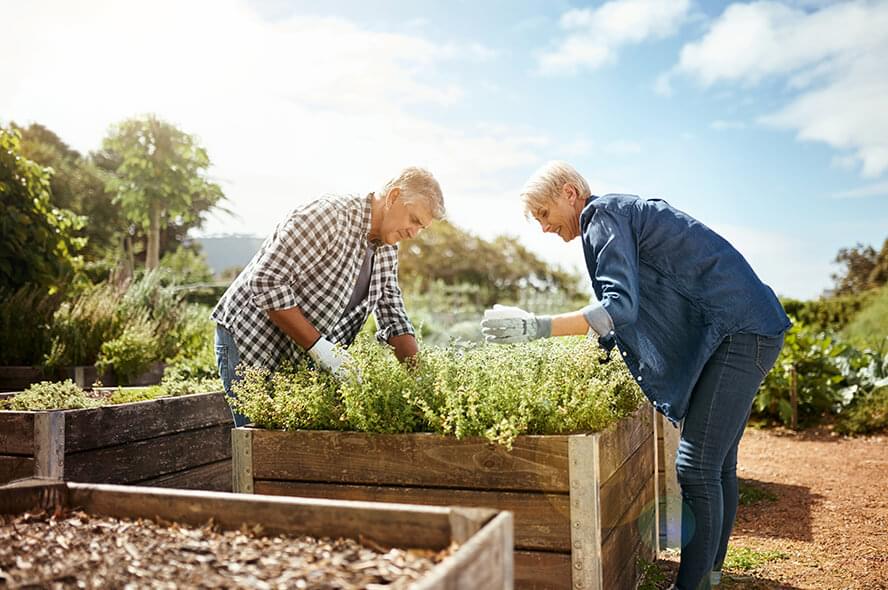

{"left": 2, "top": 0, "right": 886, "bottom": 299}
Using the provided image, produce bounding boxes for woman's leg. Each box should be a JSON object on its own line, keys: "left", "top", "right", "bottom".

{"left": 215, "top": 323, "right": 247, "bottom": 427}
{"left": 674, "top": 333, "right": 783, "bottom": 590}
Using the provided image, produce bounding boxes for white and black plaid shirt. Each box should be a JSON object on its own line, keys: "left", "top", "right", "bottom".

{"left": 211, "top": 193, "right": 414, "bottom": 369}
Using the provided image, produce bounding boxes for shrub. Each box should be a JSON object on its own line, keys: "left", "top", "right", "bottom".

{"left": 781, "top": 292, "right": 873, "bottom": 333}
{"left": 0, "top": 286, "right": 62, "bottom": 365}
{"left": 232, "top": 336, "right": 643, "bottom": 448}
{"left": 835, "top": 344, "right": 888, "bottom": 435}
{"left": 841, "top": 285, "right": 888, "bottom": 350}
{"left": 95, "top": 312, "right": 158, "bottom": 384}
{"left": 2, "top": 380, "right": 98, "bottom": 411}
{"left": 44, "top": 282, "right": 121, "bottom": 367}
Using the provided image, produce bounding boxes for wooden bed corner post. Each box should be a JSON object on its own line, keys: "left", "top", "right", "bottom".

{"left": 652, "top": 406, "right": 661, "bottom": 554}
{"left": 662, "top": 418, "right": 681, "bottom": 550}
{"left": 34, "top": 411, "right": 65, "bottom": 480}
{"left": 568, "top": 434, "right": 603, "bottom": 590}
{"left": 232, "top": 428, "right": 254, "bottom": 494}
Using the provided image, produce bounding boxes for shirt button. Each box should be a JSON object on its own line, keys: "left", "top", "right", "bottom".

{"left": 636, "top": 376, "right": 643, "bottom": 382}
{"left": 622, "top": 351, "right": 628, "bottom": 357}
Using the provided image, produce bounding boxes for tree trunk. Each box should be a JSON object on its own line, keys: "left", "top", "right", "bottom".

{"left": 146, "top": 202, "right": 161, "bottom": 270}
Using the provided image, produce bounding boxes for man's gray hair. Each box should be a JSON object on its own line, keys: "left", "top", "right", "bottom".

{"left": 520, "top": 160, "right": 590, "bottom": 216}
{"left": 382, "top": 167, "right": 445, "bottom": 219}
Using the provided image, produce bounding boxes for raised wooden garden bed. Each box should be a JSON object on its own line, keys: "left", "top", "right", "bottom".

{"left": 0, "top": 391, "right": 233, "bottom": 490}
{"left": 0, "top": 480, "right": 513, "bottom": 589}
{"left": 0, "top": 362, "right": 165, "bottom": 392}
{"left": 232, "top": 405, "right": 658, "bottom": 590}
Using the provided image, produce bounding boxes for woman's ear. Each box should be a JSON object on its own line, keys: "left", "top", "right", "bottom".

{"left": 563, "top": 182, "right": 578, "bottom": 203}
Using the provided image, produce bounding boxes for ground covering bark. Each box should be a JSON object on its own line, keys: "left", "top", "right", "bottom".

{"left": 0, "top": 509, "right": 453, "bottom": 589}
{"left": 652, "top": 426, "right": 888, "bottom": 589}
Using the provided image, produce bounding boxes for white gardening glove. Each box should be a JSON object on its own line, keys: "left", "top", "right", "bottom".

{"left": 307, "top": 337, "right": 360, "bottom": 382}
{"left": 480, "top": 304, "right": 552, "bottom": 344}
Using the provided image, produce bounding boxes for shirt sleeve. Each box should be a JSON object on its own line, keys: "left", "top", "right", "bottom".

{"left": 374, "top": 255, "right": 416, "bottom": 343}
{"left": 583, "top": 206, "right": 640, "bottom": 329}
{"left": 248, "top": 200, "right": 346, "bottom": 312}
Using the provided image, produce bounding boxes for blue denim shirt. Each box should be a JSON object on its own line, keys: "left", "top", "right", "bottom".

{"left": 580, "top": 194, "right": 791, "bottom": 424}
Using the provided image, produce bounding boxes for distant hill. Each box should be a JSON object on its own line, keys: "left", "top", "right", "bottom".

{"left": 195, "top": 235, "right": 264, "bottom": 277}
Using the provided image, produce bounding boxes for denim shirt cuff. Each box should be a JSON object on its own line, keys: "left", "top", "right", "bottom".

{"left": 581, "top": 300, "right": 615, "bottom": 337}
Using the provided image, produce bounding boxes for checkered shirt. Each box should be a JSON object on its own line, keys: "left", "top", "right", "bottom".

{"left": 210, "top": 193, "right": 415, "bottom": 369}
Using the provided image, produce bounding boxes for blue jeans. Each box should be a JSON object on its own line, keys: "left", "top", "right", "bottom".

{"left": 215, "top": 324, "right": 248, "bottom": 427}
{"left": 675, "top": 332, "right": 784, "bottom": 590}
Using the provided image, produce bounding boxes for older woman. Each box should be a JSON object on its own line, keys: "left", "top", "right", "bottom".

{"left": 213, "top": 167, "right": 444, "bottom": 425}
{"left": 481, "top": 161, "right": 789, "bottom": 590}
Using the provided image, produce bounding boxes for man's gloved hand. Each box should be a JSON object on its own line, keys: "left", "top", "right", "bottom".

{"left": 307, "top": 336, "right": 360, "bottom": 382}
{"left": 480, "top": 304, "right": 552, "bottom": 344}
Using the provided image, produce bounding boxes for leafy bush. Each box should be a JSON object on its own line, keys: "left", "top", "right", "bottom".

{"left": 841, "top": 285, "right": 888, "bottom": 350}
{"left": 754, "top": 321, "right": 847, "bottom": 427}
{"left": 2, "top": 380, "right": 98, "bottom": 411}
{"left": 44, "top": 282, "right": 121, "bottom": 367}
{"left": 834, "top": 344, "right": 888, "bottom": 434}
{"left": 232, "top": 337, "right": 643, "bottom": 448}
{"left": 95, "top": 312, "right": 158, "bottom": 384}
{"left": 781, "top": 293, "right": 872, "bottom": 333}
{"left": 0, "top": 286, "right": 62, "bottom": 365}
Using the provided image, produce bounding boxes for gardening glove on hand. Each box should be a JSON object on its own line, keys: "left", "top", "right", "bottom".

{"left": 480, "top": 304, "right": 552, "bottom": 344}
{"left": 307, "top": 336, "right": 361, "bottom": 382}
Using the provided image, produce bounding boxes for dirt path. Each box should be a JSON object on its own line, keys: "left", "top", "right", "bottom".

{"left": 652, "top": 426, "right": 888, "bottom": 589}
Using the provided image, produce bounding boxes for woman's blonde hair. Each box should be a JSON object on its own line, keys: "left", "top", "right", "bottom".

{"left": 520, "top": 160, "right": 590, "bottom": 216}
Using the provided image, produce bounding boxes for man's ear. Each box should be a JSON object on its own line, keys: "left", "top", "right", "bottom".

{"left": 386, "top": 186, "right": 401, "bottom": 207}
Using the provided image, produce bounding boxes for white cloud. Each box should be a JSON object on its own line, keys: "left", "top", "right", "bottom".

{"left": 710, "top": 119, "right": 746, "bottom": 131}
{"left": 832, "top": 181, "right": 888, "bottom": 199}
{"left": 538, "top": 0, "right": 692, "bottom": 74}
{"left": 0, "top": 0, "right": 537, "bottom": 240}
{"left": 667, "top": 0, "right": 888, "bottom": 177}
{"left": 604, "top": 140, "right": 643, "bottom": 155}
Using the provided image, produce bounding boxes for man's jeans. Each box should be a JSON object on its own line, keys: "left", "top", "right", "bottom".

{"left": 215, "top": 324, "right": 248, "bottom": 427}
{"left": 675, "top": 332, "right": 784, "bottom": 590}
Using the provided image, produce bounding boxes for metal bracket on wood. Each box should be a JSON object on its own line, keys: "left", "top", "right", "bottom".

{"left": 232, "top": 429, "right": 254, "bottom": 494}
{"left": 568, "top": 434, "right": 603, "bottom": 590}
{"left": 34, "top": 412, "right": 65, "bottom": 480}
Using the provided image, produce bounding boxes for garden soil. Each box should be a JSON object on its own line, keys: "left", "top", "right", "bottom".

{"left": 654, "top": 426, "right": 888, "bottom": 589}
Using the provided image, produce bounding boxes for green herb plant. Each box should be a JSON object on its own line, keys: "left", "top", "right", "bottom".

{"left": 232, "top": 336, "right": 643, "bottom": 448}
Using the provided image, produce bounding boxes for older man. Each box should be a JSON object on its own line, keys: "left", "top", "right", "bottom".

{"left": 212, "top": 167, "right": 444, "bottom": 425}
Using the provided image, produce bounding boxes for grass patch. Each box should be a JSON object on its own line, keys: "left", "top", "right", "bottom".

{"left": 724, "top": 546, "right": 788, "bottom": 572}
{"left": 738, "top": 480, "right": 778, "bottom": 505}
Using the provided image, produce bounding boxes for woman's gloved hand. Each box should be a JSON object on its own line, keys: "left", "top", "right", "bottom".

{"left": 480, "top": 304, "right": 552, "bottom": 344}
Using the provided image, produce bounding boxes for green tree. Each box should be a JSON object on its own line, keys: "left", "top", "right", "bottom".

{"left": 15, "top": 122, "right": 123, "bottom": 265}
{"left": 100, "top": 115, "right": 224, "bottom": 270}
{"left": 0, "top": 126, "right": 85, "bottom": 291}
{"left": 832, "top": 239, "right": 888, "bottom": 295}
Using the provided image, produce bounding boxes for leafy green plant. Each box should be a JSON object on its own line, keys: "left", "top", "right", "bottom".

{"left": 841, "top": 285, "right": 888, "bottom": 350}
{"left": 754, "top": 320, "right": 847, "bottom": 427}
{"left": 2, "top": 380, "right": 98, "bottom": 411}
{"left": 0, "top": 286, "right": 62, "bottom": 365}
{"left": 232, "top": 336, "right": 643, "bottom": 448}
{"left": 723, "top": 546, "right": 787, "bottom": 572}
{"left": 95, "top": 312, "right": 158, "bottom": 384}
{"left": 835, "top": 343, "right": 888, "bottom": 434}
{"left": 635, "top": 558, "right": 668, "bottom": 590}
{"left": 44, "top": 281, "right": 122, "bottom": 368}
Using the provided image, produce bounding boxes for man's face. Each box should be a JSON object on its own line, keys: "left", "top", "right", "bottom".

{"left": 530, "top": 183, "right": 582, "bottom": 242}
{"left": 380, "top": 188, "right": 434, "bottom": 245}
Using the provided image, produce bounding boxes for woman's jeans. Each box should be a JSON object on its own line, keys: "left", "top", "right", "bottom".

{"left": 675, "top": 332, "right": 784, "bottom": 590}
{"left": 215, "top": 324, "right": 248, "bottom": 427}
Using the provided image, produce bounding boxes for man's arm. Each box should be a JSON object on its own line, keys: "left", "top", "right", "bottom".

{"left": 267, "top": 307, "right": 321, "bottom": 350}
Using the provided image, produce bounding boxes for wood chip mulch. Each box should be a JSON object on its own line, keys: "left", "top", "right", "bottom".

{"left": 0, "top": 509, "right": 456, "bottom": 589}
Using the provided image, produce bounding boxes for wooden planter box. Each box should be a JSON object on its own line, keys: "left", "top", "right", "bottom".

{"left": 233, "top": 405, "right": 659, "bottom": 590}
{"left": 0, "top": 391, "right": 233, "bottom": 491}
{"left": 0, "top": 362, "right": 165, "bottom": 392}
{"left": 0, "top": 480, "right": 513, "bottom": 589}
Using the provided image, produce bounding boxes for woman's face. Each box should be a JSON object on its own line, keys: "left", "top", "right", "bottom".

{"left": 530, "top": 183, "right": 583, "bottom": 242}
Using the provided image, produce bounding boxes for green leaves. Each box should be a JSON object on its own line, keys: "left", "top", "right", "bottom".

{"left": 232, "top": 336, "right": 644, "bottom": 448}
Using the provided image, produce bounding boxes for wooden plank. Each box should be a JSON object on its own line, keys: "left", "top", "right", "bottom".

{"left": 514, "top": 551, "right": 571, "bottom": 590}
{"left": 135, "top": 459, "right": 232, "bottom": 492}
{"left": 417, "top": 511, "right": 513, "bottom": 590}
{"left": 600, "top": 467, "right": 657, "bottom": 588}
{"left": 63, "top": 392, "right": 231, "bottom": 452}
{"left": 662, "top": 417, "right": 682, "bottom": 549}
{"left": 652, "top": 407, "right": 660, "bottom": 554}
{"left": 67, "top": 483, "right": 456, "bottom": 550}
{"left": 597, "top": 405, "right": 652, "bottom": 485}
{"left": 568, "top": 434, "right": 603, "bottom": 590}
{"left": 0, "top": 480, "right": 67, "bottom": 514}
{"left": 232, "top": 428, "right": 253, "bottom": 493}
{"left": 0, "top": 366, "right": 46, "bottom": 392}
{"left": 600, "top": 433, "right": 654, "bottom": 541}
{"left": 34, "top": 411, "right": 64, "bottom": 479}
{"left": 0, "top": 413, "right": 35, "bottom": 455}
{"left": 254, "top": 480, "right": 570, "bottom": 552}
{"left": 0, "top": 456, "right": 35, "bottom": 484}
{"left": 63, "top": 424, "right": 231, "bottom": 484}
{"left": 251, "top": 429, "right": 571, "bottom": 492}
